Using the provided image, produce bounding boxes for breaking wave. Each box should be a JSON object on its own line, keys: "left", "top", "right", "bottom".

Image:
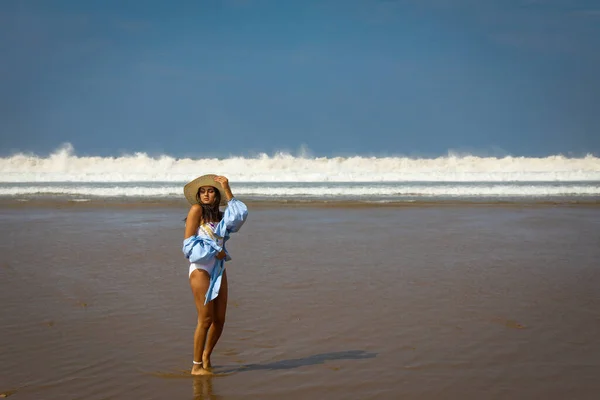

{"left": 1, "top": 143, "right": 599, "bottom": 183}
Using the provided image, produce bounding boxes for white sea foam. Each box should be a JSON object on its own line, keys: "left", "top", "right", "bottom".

{"left": 234, "top": 184, "right": 600, "bottom": 197}
{"left": 1, "top": 143, "right": 599, "bottom": 183}
{"left": 1, "top": 183, "right": 598, "bottom": 198}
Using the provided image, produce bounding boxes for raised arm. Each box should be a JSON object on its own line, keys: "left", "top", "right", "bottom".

{"left": 213, "top": 175, "right": 234, "bottom": 201}
{"left": 213, "top": 176, "right": 248, "bottom": 233}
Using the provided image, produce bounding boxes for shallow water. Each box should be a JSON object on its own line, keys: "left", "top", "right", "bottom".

{"left": 1, "top": 204, "right": 599, "bottom": 399}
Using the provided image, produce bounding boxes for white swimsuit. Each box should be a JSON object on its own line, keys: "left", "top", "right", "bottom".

{"left": 188, "top": 222, "right": 224, "bottom": 277}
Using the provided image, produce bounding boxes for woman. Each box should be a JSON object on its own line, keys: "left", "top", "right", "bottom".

{"left": 182, "top": 174, "right": 248, "bottom": 375}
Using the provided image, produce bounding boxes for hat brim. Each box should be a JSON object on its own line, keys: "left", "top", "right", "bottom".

{"left": 183, "top": 174, "right": 227, "bottom": 206}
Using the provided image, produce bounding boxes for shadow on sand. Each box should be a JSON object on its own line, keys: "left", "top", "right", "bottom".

{"left": 215, "top": 350, "right": 377, "bottom": 374}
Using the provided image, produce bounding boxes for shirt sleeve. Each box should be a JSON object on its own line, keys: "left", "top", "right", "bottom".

{"left": 182, "top": 235, "right": 222, "bottom": 264}
{"left": 222, "top": 198, "right": 248, "bottom": 233}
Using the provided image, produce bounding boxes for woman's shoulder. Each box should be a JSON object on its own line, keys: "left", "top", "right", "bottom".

{"left": 187, "top": 204, "right": 202, "bottom": 217}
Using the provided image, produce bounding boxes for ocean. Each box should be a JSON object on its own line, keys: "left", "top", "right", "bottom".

{"left": 1, "top": 146, "right": 599, "bottom": 203}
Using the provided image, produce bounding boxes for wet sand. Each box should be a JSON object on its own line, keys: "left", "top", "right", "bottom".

{"left": 1, "top": 203, "right": 599, "bottom": 399}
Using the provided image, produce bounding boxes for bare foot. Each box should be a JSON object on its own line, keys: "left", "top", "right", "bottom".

{"left": 191, "top": 364, "right": 213, "bottom": 376}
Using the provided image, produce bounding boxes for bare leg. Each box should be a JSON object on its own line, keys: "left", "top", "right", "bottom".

{"left": 203, "top": 270, "right": 228, "bottom": 369}
{"left": 189, "top": 269, "right": 214, "bottom": 375}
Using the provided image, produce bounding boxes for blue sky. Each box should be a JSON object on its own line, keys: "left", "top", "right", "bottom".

{"left": 1, "top": 0, "right": 599, "bottom": 158}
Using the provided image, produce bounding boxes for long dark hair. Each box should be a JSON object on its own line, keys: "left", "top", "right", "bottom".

{"left": 196, "top": 186, "right": 223, "bottom": 223}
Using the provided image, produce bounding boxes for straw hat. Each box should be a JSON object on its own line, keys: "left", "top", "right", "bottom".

{"left": 183, "top": 174, "right": 227, "bottom": 206}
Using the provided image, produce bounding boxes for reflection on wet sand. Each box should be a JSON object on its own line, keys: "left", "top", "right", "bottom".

{"left": 193, "top": 376, "right": 214, "bottom": 400}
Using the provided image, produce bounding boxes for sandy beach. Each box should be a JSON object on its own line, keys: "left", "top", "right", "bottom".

{"left": 1, "top": 202, "right": 599, "bottom": 399}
